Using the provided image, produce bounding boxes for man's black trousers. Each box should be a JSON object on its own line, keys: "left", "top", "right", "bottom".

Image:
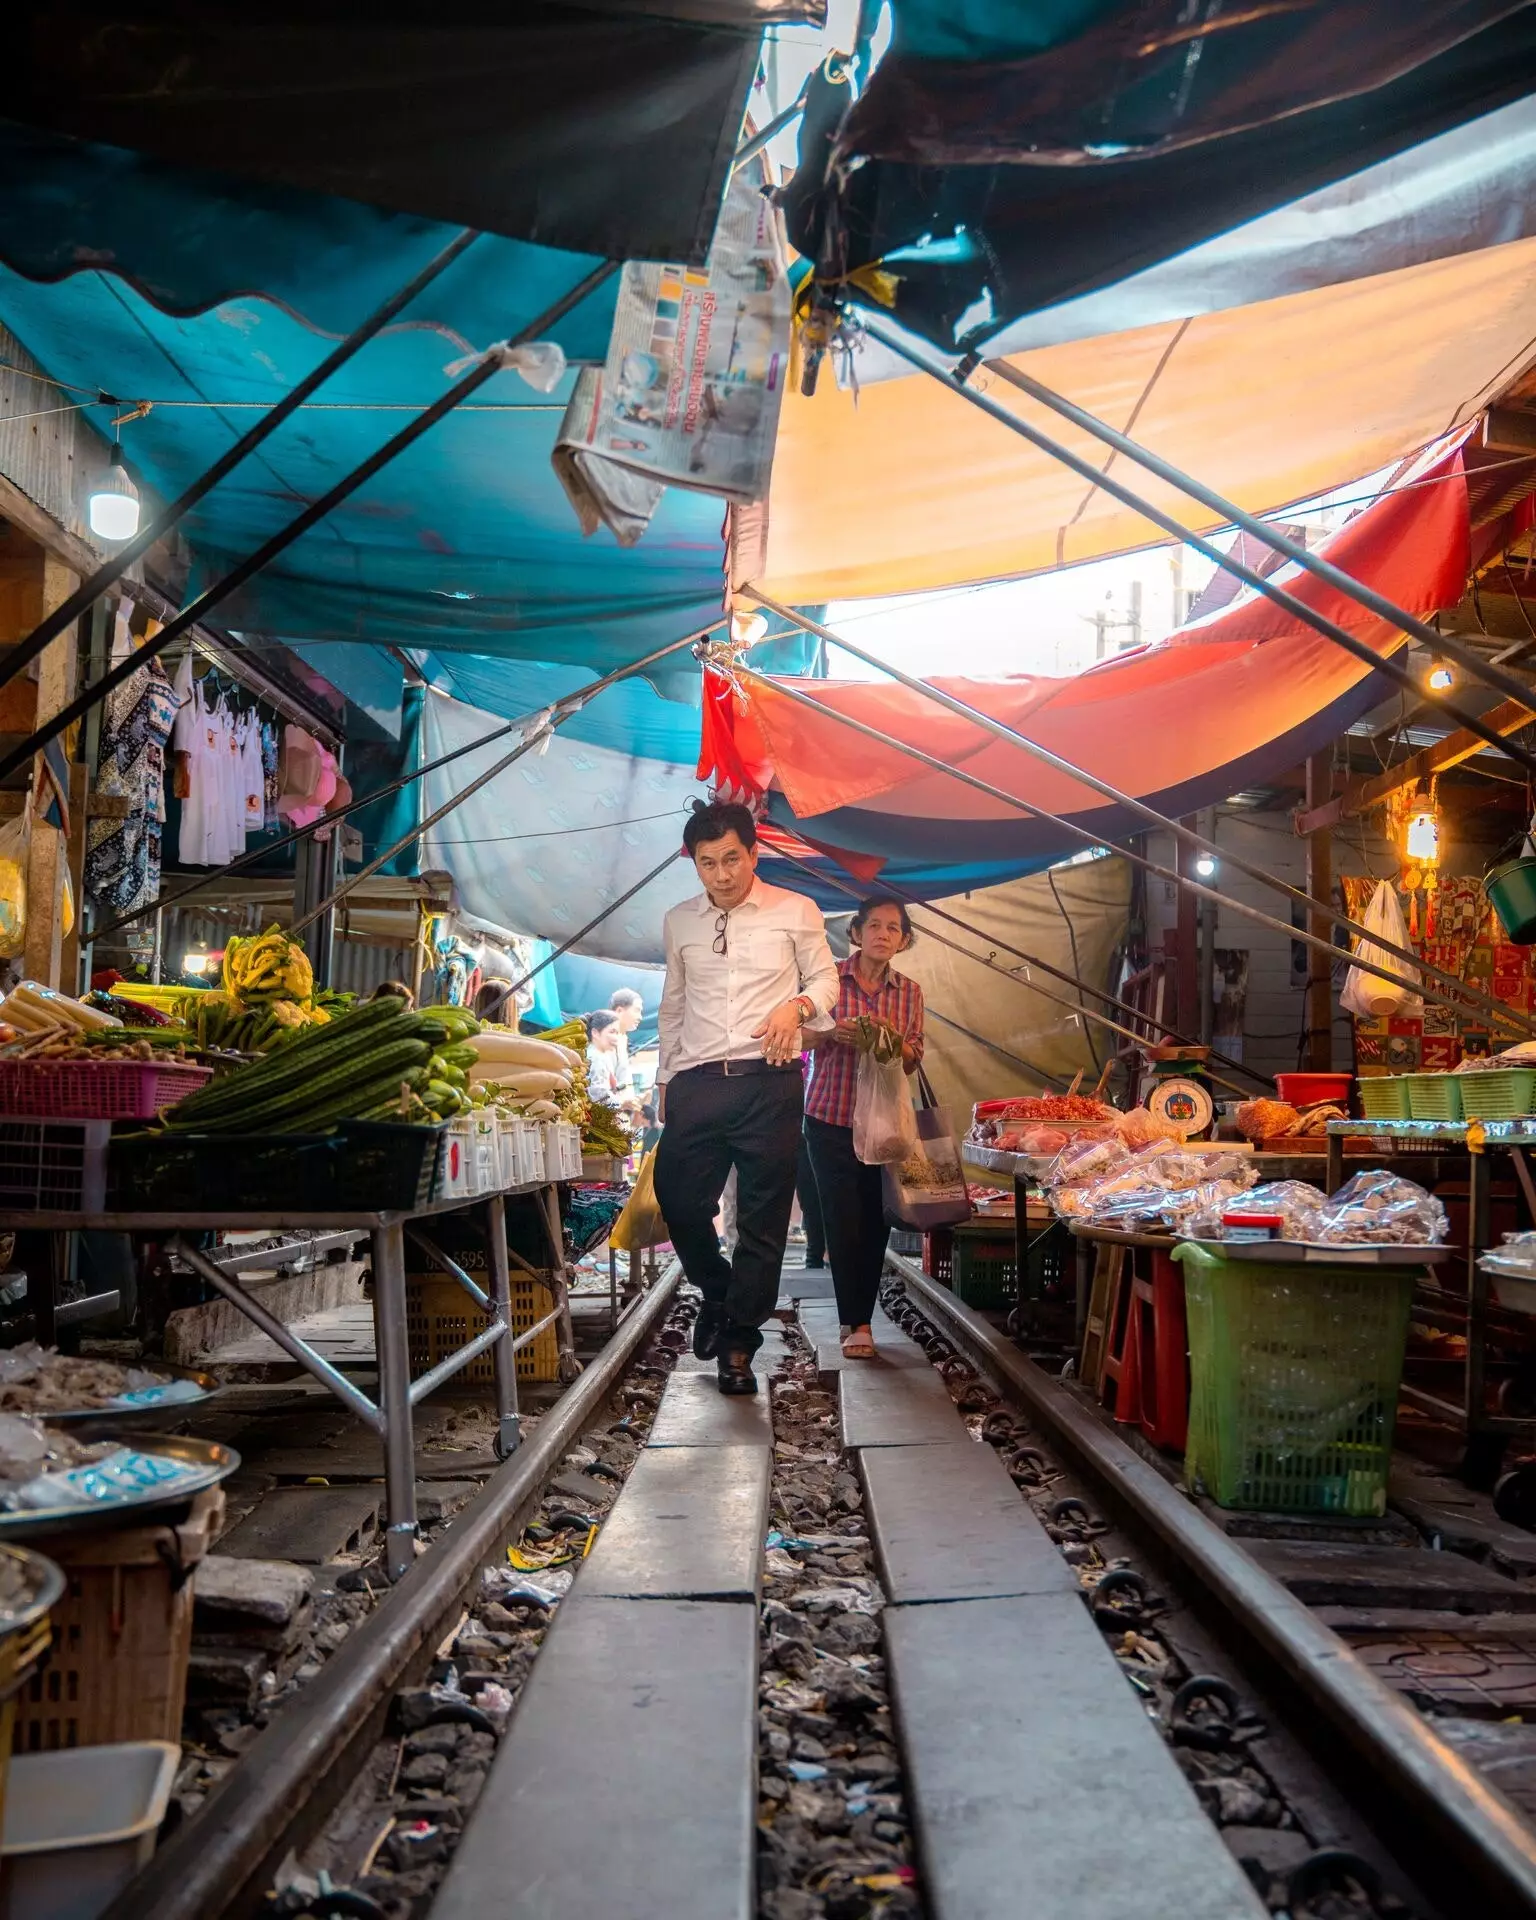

{"left": 653, "top": 1064, "right": 803, "bottom": 1350}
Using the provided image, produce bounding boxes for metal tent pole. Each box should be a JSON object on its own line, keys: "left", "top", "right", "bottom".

{"left": 751, "top": 669, "right": 1531, "bottom": 1037}
{"left": 287, "top": 627, "right": 704, "bottom": 940}
{"left": 0, "top": 261, "right": 620, "bottom": 783}
{"left": 92, "top": 617, "right": 727, "bottom": 944}
{"left": 745, "top": 592, "right": 1521, "bottom": 1043}
{"left": 856, "top": 315, "right": 1536, "bottom": 783}
{"left": 0, "top": 226, "right": 483, "bottom": 696}
{"left": 770, "top": 842, "right": 1260, "bottom": 1099}
{"left": 979, "top": 353, "right": 1536, "bottom": 716}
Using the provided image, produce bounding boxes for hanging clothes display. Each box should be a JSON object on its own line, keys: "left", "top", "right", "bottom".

{"left": 86, "top": 607, "right": 178, "bottom": 916}
{"left": 261, "top": 719, "right": 280, "bottom": 832}
{"left": 170, "top": 656, "right": 282, "bottom": 865}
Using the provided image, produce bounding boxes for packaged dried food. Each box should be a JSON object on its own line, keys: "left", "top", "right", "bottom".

{"left": 1046, "top": 1133, "right": 1130, "bottom": 1189}
{"left": 1116, "top": 1105, "right": 1185, "bottom": 1150}
{"left": 1311, "top": 1170, "right": 1448, "bottom": 1246}
{"left": 1181, "top": 1179, "right": 1327, "bottom": 1241}
{"left": 1236, "top": 1098, "right": 1300, "bottom": 1144}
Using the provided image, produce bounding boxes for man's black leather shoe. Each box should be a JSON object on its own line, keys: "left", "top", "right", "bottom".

{"left": 692, "top": 1301, "right": 729, "bottom": 1360}
{"left": 717, "top": 1350, "right": 758, "bottom": 1395}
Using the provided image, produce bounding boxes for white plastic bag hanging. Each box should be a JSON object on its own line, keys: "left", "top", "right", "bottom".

{"left": 1340, "top": 878, "right": 1421, "bottom": 1019}
{"left": 0, "top": 798, "right": 31, "bottom": 960}
{"left": 852, "top": 1051, "right": 918, "bottom": 1165}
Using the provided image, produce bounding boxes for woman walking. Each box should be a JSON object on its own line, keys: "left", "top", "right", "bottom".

{"left": 804, "top": 895, "right": 925, "bottom": 1359}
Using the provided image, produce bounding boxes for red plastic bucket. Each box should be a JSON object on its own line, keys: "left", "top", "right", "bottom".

{"left": 1274, "top": 1072, "right": 1353, "bottom": 1108}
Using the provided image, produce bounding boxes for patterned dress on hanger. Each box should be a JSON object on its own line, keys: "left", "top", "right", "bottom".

{"left": 84, "top": 653, "right": 179, "bottom": 916}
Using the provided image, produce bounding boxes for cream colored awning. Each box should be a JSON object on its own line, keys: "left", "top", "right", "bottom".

{"left": 750, "top": 236, "right": 1536, "bottom": 604}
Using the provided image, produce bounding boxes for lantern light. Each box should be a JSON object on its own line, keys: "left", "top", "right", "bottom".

{"left": 88, "top": 443, "right": 140, "bottom": 541}
{"left": 1406, "top": 807, "right": 1440, "bottom": 863}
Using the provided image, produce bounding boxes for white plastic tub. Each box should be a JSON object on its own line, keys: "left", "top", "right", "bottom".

{"left": 0, "top": 1740, "right": 178, "bottom": 1920}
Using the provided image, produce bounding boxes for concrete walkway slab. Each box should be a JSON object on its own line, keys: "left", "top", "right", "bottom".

{"left": 840, "top": 1358, "right": 960, "bottom": 1448}
{"left": 647, "top": 1370, "right": 773, "bottom": 1448}
{"left": 581, "top": 1446, "right": 770, "bottom": 1601}
{"left": 434, "top": 1597, "right": 758, "bottom": 1920}
{"left": 860, "top": 1443, "right": 1077, "bottom": 1603}
{"left": 887, "top": 1593, "right": 1267, "bottom": 1920}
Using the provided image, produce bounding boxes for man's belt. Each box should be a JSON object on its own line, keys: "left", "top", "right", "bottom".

{"left": 681, "top": 1057, "right": 800, "bottom": 1078}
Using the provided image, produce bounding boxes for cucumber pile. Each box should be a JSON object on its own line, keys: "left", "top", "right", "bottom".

{"left": 163, "top": 1000, "right": 482, "bottom": 1134}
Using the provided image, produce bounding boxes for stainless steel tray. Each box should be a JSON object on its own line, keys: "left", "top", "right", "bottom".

{"left": 34, "top": 1361, "right": 225, "bottom": 1433}
{"left": 0, "top": 1432, "right": 239, "bottom": 1541}
{"left": 0, "top": 1543, "right": 64, "bottom": 1636}
{"left": 1180, "top": 1237, "right": 1451, "bottom": 1266}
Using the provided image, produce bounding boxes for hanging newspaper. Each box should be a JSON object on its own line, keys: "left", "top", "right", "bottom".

{"left": 553, "top": 164, "right": 791, "bottom": 545}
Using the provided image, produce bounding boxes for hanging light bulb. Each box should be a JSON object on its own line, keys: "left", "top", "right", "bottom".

{"left": 1406, "top": 806, "right": 1440, "bottom": 863}
{"left": 88, "top": 442, "right": 140, "bottom": 541}
{"left": 1427, "top": 659, "right": 1454, "bottom": 692}
{"left": 1194, "top": 853, "right": 1217, "bottom": 878}
{"left": 730, "top": 610, "right": 769, "bottom": 647}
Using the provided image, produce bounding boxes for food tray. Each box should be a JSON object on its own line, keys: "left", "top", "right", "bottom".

{"left": 28, "top": 1362, "right": 223, "bottom": 1433}
{"left": 0, "top": 1547, "right": 63, "bottom": 1641}
{"left": 1180, "top": 1237, "right": 1451, "bottom": 1267}
{"left": 0, "top": 1059, "right": 211, "bottom": 1121}
{"left": 0, "top": 1434, "right": 239, "bottom": 1542}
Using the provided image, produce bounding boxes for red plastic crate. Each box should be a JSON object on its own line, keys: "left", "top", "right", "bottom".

{"left": 0, "top": 1058, "right": 212, "bottom": 1121}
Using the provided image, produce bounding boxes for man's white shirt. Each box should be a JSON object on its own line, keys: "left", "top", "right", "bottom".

{"left": 657, "top": 878, "right": 838, "bottom": 1083}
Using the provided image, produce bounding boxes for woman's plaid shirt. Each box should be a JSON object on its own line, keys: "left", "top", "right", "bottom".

{"left": 803, "top": 957, "right": 925, "bottom": 1129}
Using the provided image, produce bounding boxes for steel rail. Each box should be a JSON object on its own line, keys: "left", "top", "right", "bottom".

{"left": 103, "top": 1258, "right": 682, "bottom": 1920}
{"left": 859, "top": 315, "right": 1536, "bottom": 785}
{"left": 0, "top": 225, "right": 483, "bottom": 696}
{"left": 886, "top": 1253, "right": 1536, "bottom": 1920}
{"left": 752, "top": 667, "right": 1528, "bottom": 1038}
{"left": 745, "top": 590, "right": 1523, "bottom": 1044}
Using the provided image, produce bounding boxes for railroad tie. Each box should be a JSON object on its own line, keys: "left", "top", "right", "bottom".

{"left": 843, "top": 1314, "right": 1267, "bottom": 1920}
{"left": 431, "top": 1358, "right": 772, "bottom": 1920}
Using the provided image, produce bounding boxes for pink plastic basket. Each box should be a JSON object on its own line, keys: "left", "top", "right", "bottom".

{"left": 0, "top": 1058, "right": 212, "bottom": 1121}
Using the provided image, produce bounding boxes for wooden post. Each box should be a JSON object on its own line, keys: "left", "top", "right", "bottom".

{"left": 23, "top": 557, "right": 80, "bottom": 988}
{"left": 1304, "top": 752, "right": 1334, "bottom": 1071}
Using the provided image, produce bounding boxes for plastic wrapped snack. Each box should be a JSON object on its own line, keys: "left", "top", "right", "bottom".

{"left": 1311, "top": 1170, "right": 1448, "bottom": 1246}
{"left": 1117, "top": 1105, "right": 1186, "bottom": 1150}
{"left": 1161, "top": 1178, "right": 1255, "bottom": 1234}
{"left": 1046, "top": 1133, "right": 1130, "bottom": 1190}
{"left": 1235, "top": 1098, "right": 1300, "bottom": 1144}
{"left": 1180, "top": 1179, "right": 1327, "bottom": 1240}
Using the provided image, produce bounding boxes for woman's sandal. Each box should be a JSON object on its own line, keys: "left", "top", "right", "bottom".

{"left": 841, "top": 1326, "right": 877, "bottom": 1360}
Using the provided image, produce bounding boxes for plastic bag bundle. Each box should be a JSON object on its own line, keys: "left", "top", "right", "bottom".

{"left": 1182, "top": 1179, "right": 1328, "bottom": 1240}
{"left": 1310, "top": 1170, "right": 1447, "bottom": 1246}
{"left": 853, "top": 1051, "right": 918, "bottom": 1165}
{"left": 1340, "top": 879, "right": 1421, "bottom": 1019}
{"left": 0, "top": 802, "right": 29, "bottom": 959}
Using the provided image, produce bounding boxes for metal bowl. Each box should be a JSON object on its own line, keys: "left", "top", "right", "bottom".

{"left": 31, "top": 1361, "right": 225, "bottom": 1434}
{"left": 0, "top": 1432, "right": 240, "bottom": 1541}
{"left": 0, "top": 1543, "right": 64, "bottom": 1636}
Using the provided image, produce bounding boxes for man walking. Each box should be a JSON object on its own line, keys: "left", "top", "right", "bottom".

{"left": 654, "top": 802, "right": 838, "bottom": 1395}
{"left": 609, "top": 987, "right": 644, "bottom": 1102}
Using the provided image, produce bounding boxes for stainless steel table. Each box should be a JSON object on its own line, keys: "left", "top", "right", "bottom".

{"left": 0, "top": 1179, "right": 576, "bottom": 1580}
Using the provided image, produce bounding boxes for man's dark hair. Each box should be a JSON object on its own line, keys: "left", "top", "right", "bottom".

{"left": 610, "top": 988, "right": 643, "bottom": 1012}
{"left": 682, "top": 800, "right": 757, "bottom": 857}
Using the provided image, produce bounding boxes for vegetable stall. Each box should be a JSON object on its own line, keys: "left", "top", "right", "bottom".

{"left": 0, "top": 929, "right": 639, "bottom": 1584}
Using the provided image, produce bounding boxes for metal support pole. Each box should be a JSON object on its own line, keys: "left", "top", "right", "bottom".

{"left": 0, "top": 261, "right": 620, "bottom": 783}
{"left": 1467, "top": 1148, "right": 1494, "bottom": 1483}
{"left": 1305, "top": 753, "right": 1335, "bottom": 1071}
{"left": 405, "top": 1228, "right": 490, "bottom": 1311}
{"left": 370, "top": 1223, "right": 419, "bottom": 1581}
{"left": 856, "top": 317, "right": 1536, "bottom": 783}
{"left": 745, "top": 593, "right": 1526, "bottom": 1039}
{"left": 0, "top": 227, "right": 482, "bottom": 697}
{"left": 534, "top": 1182, "right": 579, "bottom": 1381}
{"left": 753, "top": 670, "right": 1530, "bottom": 1038}
{"left": 169, "top": 1235, "right": 383, "bottom": 1431}
{"left": 485, "top": 1192, "right": 521, "bottom": 1457}
{"left": 979, "top": 354, "right": 1536, "bottom": 718}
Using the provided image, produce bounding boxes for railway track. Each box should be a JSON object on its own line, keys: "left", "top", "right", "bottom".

{"left": 100, "top": 1253, "right": 1536, "bottom": 1920}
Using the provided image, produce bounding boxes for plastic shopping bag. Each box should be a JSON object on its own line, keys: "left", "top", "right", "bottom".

{"left": 1340, "top": 878, "right": 1421, "bottom": 1019}
{"left": 608, "top": 1147, "right": 669, "bottom": 1252}
{"left": 0, "top": 802, "right": 30, "bottom": 960}
{"left": 853, "top": 1051, "right": 918, "bottom": 1165}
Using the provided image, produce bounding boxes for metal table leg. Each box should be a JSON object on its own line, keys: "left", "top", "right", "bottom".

{"left": 1463, "top": 1146, "right": 1503, "bottom": 1488}
{"left": 609, "top": 1245, "right": 619, "bottom": 1336}
{"left": 485, "top": 1193, "right": 521, "bottom": 1458}
{"left": 536, "top": 1182, "right": 580, "bottom": 1381}
{"left": 371, "top": 1222, "right": 419, "bottom": 1580}
{"left": 1325, "top": 1131, "right": 1344, "bottom": 1192}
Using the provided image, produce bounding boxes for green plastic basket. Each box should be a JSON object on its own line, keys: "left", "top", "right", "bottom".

{"left": 1456, "top": 1068, "right": 1536, "bottom": 1120}
{"left": 1173, "top": 1242, "right": 1414, "bottom": 1516}
{"left": 952, "top": 1225, "right": 1017, "bottom": 1309}
{"left": 1357, "top": 1075, "right": 1411, "bottom": 1120}
{"left": 1405, "top": 1072, "right": 1463, "bottom": 1121}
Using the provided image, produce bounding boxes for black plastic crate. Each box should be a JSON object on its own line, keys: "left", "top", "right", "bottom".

{"left": 0, "top": 1119, "right": 110, "bottom": 1211}
{"left": 335, "top": 1120, "right": 445, "bottom": 1213}
{"left": 109, "top": 1132, "right": 337, "bottom": 1212}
